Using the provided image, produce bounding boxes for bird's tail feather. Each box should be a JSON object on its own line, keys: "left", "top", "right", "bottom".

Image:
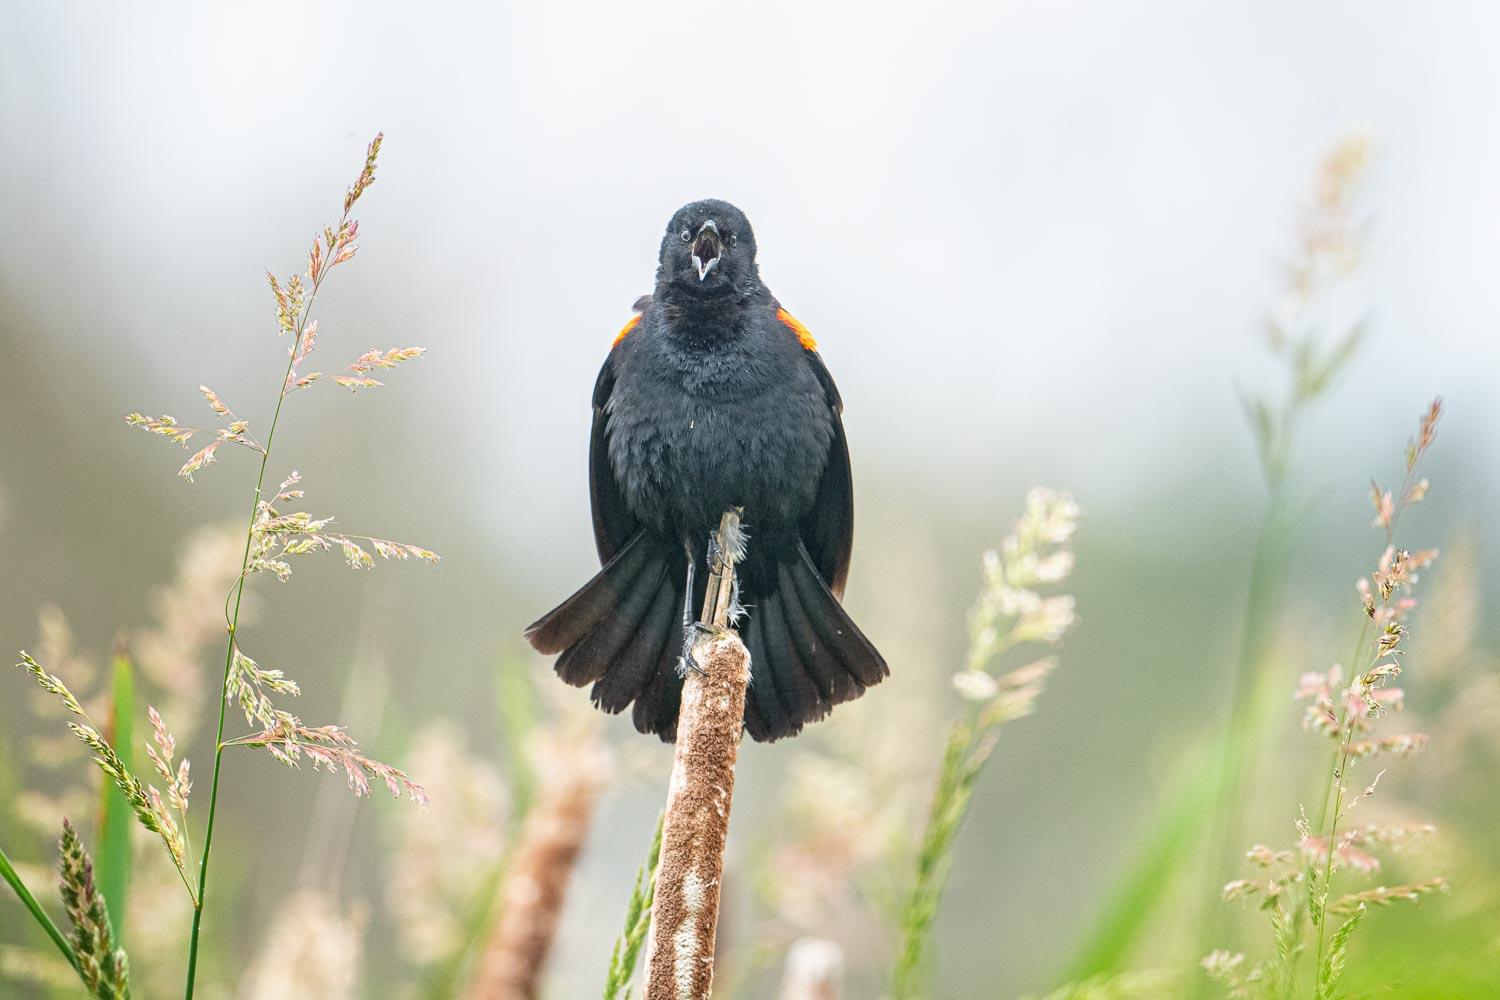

{"left": 525, "top": 531, "right": 691, "bottom": 742}
{"left": 527, "top": 534, "right": 886, "bottom": 744}
{"left": 742, "top": 543, "right": 888, "bottom": 741}
{"left": 526, "top": 532, "right": 653, "bottom": 659}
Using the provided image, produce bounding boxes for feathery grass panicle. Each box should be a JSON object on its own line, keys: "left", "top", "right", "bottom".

{"left": 1200, "top": 949, "right": 1252, "bottom": 1000}
{"left": 144, "top": 706, "right": 191, "bottom": 829}
{"left": 245, "top": 471, "right": 438, "bottom": 582}
{"left": 1326, "top": 877, "right": 1448, "bottom": 915}
{"left": 223, "top": 719, "right": 428, "bottom": 805}
{"left": 326, "top": 346, "right": 427, "bottom": 391}
{"left": 892, "top": 488, "right": 1079, "bottom": 999}
{"left": 57, "top": 820, "right": 131, "bottom": 1000}
{"left": 16, "top": 650, "right": 87, "bottom": 717}
{"left": 16, "top": 654, "right": 193, "bottom": 892}
{"left": 128, "top": 137, "right": 420, "bottom": 481}
{"left": 1207, "top": 400, "right": 1447, "bottom": 999}
{"left": 1244, "top": 134, "right": 1372, "bottom": 488}
{"left": 124, "top": 384, "right": 266, "bottom": 481}
{"left": 0, "top": 135, "right": 420, "bottom": 999}
{"left": 226, "top": 645, "right": 301, "bottom": 729}
{"left": 345, "top": 131, "right": 382, "bottom": 214}
{"left": 118, "top": 133, "right": 435, "bottom": 996}
{"left": 1287, "top": 133, "right": 1370, "bottom": 302}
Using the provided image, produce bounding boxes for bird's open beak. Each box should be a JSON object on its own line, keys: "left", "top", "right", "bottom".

{"left": 691, "top": 220, "right": 722, "bottom": 281}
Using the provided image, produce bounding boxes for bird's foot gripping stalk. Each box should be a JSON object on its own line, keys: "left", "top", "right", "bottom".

{"left": 678, "top": 622, "right": 716, "bottom": 677}
{"left": 676, "top": 510, "right": 747, "bottom": 678}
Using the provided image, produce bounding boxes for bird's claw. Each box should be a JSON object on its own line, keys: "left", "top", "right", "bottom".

{"left": 677, "top": 649, "right": 707, "bottom": 678}
{"left": 678, "top": 620, "right": 721, "bottom": 677}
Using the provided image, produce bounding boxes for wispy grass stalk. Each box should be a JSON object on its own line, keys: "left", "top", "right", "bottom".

{"left": 182, "top": 227, "right": 309, "bottom": 993}
{"left": 1205, "top": 132, "right": 1373, "bottom": 929}
{"left": 1206, "top": 400, "right": 1448, "bottom": 1000}
{"left": 15, "top": 653, "right": 193, "bottom": 898}
{"left": 58, "top": 132, "right": 438, "bottom": 996}
{"left": 1306, "top": 401, "right": 1443, "bottom": 995}
{"left": 891, "top": 488, "right": 1078, "bottom": 997}
{"left": 172, "top": 133, "right": 435, "bottom": 997}
{"left": 1067, "top": 136, "right": 1376, "bottom": 983}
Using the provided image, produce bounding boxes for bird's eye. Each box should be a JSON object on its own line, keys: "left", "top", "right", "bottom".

{"left": 679, "top": 228, "right": 692, "bottom": 242}
{"left": 727, "top": 233, "right": 737, "bottom": 247}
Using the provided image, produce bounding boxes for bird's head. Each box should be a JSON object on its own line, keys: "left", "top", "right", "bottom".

{"left": 657, "top": 199, "right": 758, "bottom": 296}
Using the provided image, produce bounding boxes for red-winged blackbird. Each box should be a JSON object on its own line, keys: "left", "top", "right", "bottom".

{"left": 527, "top": 199, "right": 888, "bottom": 742}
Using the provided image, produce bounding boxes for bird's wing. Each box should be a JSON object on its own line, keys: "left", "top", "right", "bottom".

{"left": 588, "top": 305, "right": 647, "bottom": 563}
{"left": 779, "top": 308, "right": 855, "bottom": 600}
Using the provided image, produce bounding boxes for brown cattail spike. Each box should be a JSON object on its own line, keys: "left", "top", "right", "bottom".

{"left": 643, "top": 509, "right": 751, "bottom": 1000}
{"left": 466, "top": 734, "right": 608, "bottom": 1000}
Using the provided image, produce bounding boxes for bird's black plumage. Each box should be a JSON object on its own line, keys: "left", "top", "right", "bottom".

{"left": 527, "top": 199, "right": 888, "bottom": 741}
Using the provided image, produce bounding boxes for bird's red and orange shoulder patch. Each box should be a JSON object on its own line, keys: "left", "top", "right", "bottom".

{"left": 776, "top": 308, "right": 817, "bottom": 351}
{"left": 612, "top": 312, "right": 642, "bottom": 346}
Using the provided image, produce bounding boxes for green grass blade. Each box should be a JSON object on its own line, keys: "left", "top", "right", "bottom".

{"left": 1063, "top": 662, "right": 1285, "bottom": 980}
{"left": 604, "top": 812, "right": 665, "bottom": 1000}
{"left": 96, "top": 651, "right": 136, "bottom": 941}
{"left": 1062, "top": 747, "right": 1216, "bottom": 980}
{"left": 0, "top": 841, "right": 81, "bottom": 975}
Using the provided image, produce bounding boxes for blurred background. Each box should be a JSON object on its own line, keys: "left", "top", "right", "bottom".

{"left": 2, "top": 2, "right": 1497, "bottom": 997}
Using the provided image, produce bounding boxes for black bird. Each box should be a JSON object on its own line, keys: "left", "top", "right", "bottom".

{"left": 526, "top": 199, "right": 888, "bottom": 741}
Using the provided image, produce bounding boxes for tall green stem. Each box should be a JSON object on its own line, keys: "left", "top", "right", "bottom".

{"left": 182, "top": 284, "right": 321, "bottom": 999}
{"left": 1313, "top": 739, "right": 1354, "bottom": 987}
{"left": 1191, "top": 392, "right": 1308, "bottom": 995}
{"left": 1198, "top": 475, "right": 1291, "bottom": 948}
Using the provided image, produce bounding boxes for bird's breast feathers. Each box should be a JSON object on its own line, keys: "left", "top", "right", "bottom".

{"left": 604, "top": 308, "right": 833, "bottom": 532}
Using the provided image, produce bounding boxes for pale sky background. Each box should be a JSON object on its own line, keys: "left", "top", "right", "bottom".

{"left": 2, "top": 3, "right": 1497, "bottom": 996}
{"left": 4, "top": 3, "right": 1498, "bottom": 561}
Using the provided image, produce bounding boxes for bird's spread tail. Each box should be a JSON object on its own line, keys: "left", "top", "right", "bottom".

{"left": 741, "top": 542, "right": 888, "bottom": 741}
{"left": 527, "top": 535, "right": 887, "bottom": 743}
{"left": 526, "top": 532, "right": 691, "bottom": 741}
